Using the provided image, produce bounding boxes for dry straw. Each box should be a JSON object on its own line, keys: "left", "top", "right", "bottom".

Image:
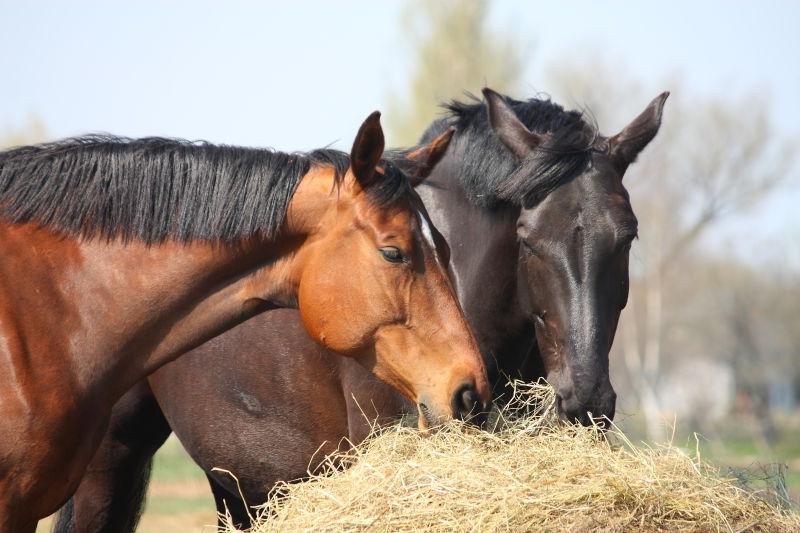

{"left": 223, "top": 382, "right": 799, "bottom": 532}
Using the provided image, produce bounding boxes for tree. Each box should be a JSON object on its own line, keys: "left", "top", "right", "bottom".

{"left": 386, "top": 0, "right": 530, "bottom": 144}
{"left": 0, "top": 117, "right": 47, "bottom": 149}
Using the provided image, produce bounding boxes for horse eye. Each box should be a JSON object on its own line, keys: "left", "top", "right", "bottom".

{"left": 380, "top": 246, "right": 405, "bottom": 263}
{"left": 617, "top": 235, "right": 636, "bottom": 253}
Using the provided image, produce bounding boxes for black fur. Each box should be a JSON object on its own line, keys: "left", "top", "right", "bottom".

{"left": 369, "top": 157, "right": 415, "bottom": 206}
{"left": 51, "top": 499, "right": 74, "bottom": 533}
{"left": 0, "top": 135, "right": 408, "bottom": 243}
{"left": 420, "top": 93, "right": 599, "bottom": 208}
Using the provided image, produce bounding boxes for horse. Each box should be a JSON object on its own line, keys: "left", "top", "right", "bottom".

{"left": 0, "top": 111, "right": 493, "bottom": 532}
{"left": 55, "top": 88, "right": 668, "bottom": 531}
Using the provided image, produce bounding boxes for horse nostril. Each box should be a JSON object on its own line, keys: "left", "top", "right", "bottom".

{"left": 452, "top": 383, "right": 480, "bottom": 421}
{"left": 418, "top": 402, "right": 433, "bottom": 427}
{"left": 557, "top": 387, "right": 617, "bottom": 428}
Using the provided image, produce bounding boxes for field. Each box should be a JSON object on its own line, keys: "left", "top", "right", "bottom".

{"left": 36, "top": 420, "right": 800, "bottom": 532}
{"left": 134, "top": 439, "right": 217, "bottom": 532}
{"left": 621, "top": 418, "right": 800, "bottom": 504}
{"left": 37, "top": 437, "right": 216, "bottom": 532}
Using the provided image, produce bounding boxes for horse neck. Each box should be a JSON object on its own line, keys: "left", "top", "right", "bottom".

{"left": 0, "top": 169, "right": 337, "bottom": 403}
{"left": 418, "top": 158, "right": 532, "bottom": 375}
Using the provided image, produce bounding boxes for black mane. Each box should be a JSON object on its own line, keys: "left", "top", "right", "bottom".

{"left": 0, "top": 135, "right": 407, "bottom": 243}
{"left": 420, "top": 93, "right": 598, "bottom": 208}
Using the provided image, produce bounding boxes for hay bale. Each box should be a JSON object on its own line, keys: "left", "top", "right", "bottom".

{"left": 224, "top": 383, "right": 799, "bottom": 532}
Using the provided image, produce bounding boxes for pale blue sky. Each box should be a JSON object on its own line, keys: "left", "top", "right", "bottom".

{"left": 1, "top": 1, "right": 798, "bottom": 261}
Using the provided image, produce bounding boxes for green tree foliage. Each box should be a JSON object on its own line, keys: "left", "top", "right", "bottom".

{"left": 386, "top": 0, "right": 529, "bottom": 145}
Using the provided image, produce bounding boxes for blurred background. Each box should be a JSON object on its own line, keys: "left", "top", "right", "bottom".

{"left": 3, "top": 1, "right": 797, "bottom": 530}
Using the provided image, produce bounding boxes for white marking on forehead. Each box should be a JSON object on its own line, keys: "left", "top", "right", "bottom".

{"left": 416, "top": 208, "right": 445, "bottom": 270}
{"left": 417, "top": 186, "right": 462, "bottom": 295}
{"left": 417, "top": 209, "right": 437, "bottom": 250}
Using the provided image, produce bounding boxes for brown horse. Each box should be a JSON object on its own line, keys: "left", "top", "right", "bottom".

{"left": 55, "top": 89, "right": 668, "bottom": 531}
{"left": 0, "top": 112, "right": 491, "bottom": 531}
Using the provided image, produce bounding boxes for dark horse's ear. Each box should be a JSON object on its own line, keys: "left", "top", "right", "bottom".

{"left": 350, "top": 111, "right": 386, "bottom": 189}
{"left": 608, "top": 92, "right": 670, "bottom": 174}
{"left": 403, "top": 127, "right": 455, "bottom": 186}
{"left": 483, "top": 87, "right": 544, "bottom": 159}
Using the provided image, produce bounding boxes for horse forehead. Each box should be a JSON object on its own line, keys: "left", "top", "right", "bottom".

{"left": 355, "top": 199, "right": 418, "bottom": 237}
{"left": 521, "top": 179, "right": 630, "bottom": 237}
{"left": 416, "top": 209, "right": 437, "bottom": 249}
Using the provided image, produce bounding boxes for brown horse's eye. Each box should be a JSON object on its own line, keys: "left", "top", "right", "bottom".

{"left": 380, "top": 247, "right": 405, "bottom": 263}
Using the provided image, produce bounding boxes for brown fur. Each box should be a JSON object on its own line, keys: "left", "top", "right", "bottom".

{"left": 0, "top": 116, "right": 488, "bottom": 531}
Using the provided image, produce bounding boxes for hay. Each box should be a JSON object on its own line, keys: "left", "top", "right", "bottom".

{"left": 223, "top": 383, "right": 799, "bottom": 532}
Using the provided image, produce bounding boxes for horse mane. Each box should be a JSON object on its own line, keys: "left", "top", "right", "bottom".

{"left": 0, "top": 135, "right": 408, "bottom": 243}
{"left": 420, "top": 93, "right": 599, "bottom": 208}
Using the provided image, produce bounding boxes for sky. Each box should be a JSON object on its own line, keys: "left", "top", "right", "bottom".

{"left": 1, "top": 0, "right": 798, "bottom": 263}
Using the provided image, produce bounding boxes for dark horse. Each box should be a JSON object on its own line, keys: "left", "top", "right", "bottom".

{"left": 0, "top": 112, "right": 494, "bottom": 531}
{"left": 56, "top": 89, "right": 668, "bottom": 531}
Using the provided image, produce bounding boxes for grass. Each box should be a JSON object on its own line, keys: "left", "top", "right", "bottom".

{"left": 35, "top": 436, "right": 216, "bottom": 533}
{"left": 613, "top": 414, "right": 800, "bottom": 503}
{"left": 650, "top": 423, "right": 800, "bottom": 504}
{"left": 140, "top": 437, "right": 216, "bottom": 523}
{"left": 151, "top": 436, "right": 210, "bottom": 482}
{"left": 696, "top": 426, "right": 800, "bottom": 506}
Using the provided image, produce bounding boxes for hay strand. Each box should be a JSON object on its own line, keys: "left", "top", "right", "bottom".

{"left": 223, "top": 382, "right": 798, "bottom": 532}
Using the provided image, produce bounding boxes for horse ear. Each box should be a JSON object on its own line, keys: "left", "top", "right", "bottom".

{"left": 483, "top": 87, "right": 544, "bottom": 159}
{"left": 608, "top": 92, "right": 669, "bottom": 173}
{"left": 403, "top": 127, "right": 455, "bottom": 186}
{"left": 350, "top": 111, "right": 385, "bottom": 189}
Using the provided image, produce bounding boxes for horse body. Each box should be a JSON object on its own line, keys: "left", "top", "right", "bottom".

{"left": 59, "top": 90, "right": 669, "bottom": 531}
{"left": 0, "top": 225, "right": 278, "bottom": 523}
{"left": 0, "top": 114, "right": 491, "bottom": 531}
{"left": 152, "top": 311, "right": 389, "bottom": 507}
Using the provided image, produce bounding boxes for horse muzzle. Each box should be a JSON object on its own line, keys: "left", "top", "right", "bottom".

{"left": 555, "top": 383, "right": 617, "bottom": 428}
